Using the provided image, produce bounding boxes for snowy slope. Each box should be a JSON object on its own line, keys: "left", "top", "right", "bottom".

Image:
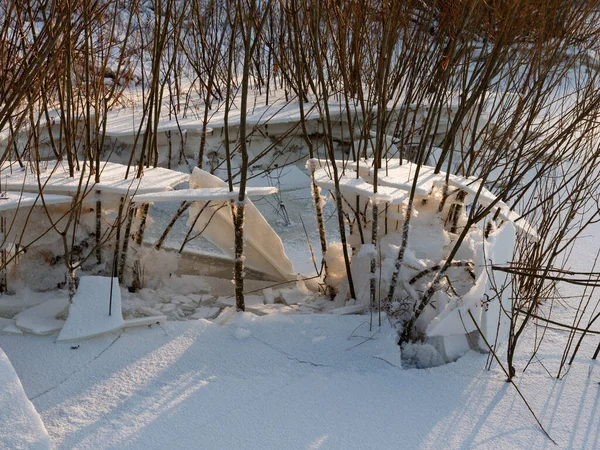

{"left": 0, "top": 347, "right": 51, "bottom": 450}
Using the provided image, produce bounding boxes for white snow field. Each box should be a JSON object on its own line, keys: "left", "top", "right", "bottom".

{"left": 3, "top": 2, "right": 600, "bottom": 447}
{"left": 0, "top": 310, "right": 598, "bottom": 450}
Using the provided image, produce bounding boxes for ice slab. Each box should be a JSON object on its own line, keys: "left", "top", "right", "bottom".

{"left": 312, "top": 157, "right": 537, "bottom": 240}
{"left": 187, "top": 167, "right": 296, "bottom": 281}
{"left": 131, "top": 186, "right": 277, "bottom": 204}
{"left": 0, "top": 192, "right": 72, "bottom": 212}
{"left": 198, "top": 100, "right": 356, "bottom": 129}
{"left": 215, "top": 295, "right": 264, "bottom": 309}
{"left": 213, "top": 307, "right": 236, "bottom": 325}
{"left": 122, "top": 315, "right": 167, "bottom": 329}
{"left": 0, "top": 161, "right": 189, "bottom": 197}
{"left": 1, "top": 322, "right": 23, "bottom": 335}
{"left": 0, "top": 317, "right": 14, "bottom": 330}
{"left": 426, "top": 223, "right": 516, "bottom": 344}
{"left": 57, "top": 277, "right": 125, "bottom": 342}
{"left": 245, "top": 303, "right": 295, "bottom": 316}
{"left": 313, "top": 166, "right": 408, "bottom": 205}
{"left": 331, "top": 304, "right": 368, "bottom": 315}
{"left": 191, "top": 307, "right": 221, "bottom": 320}
{"left": 105, "top": 114, "right": 213, "bottom": 137}
{"left": 14, "top": 298, "right": 68, "bottom": 336}
{"left": 375, "top": 162, "right": 443, "bottom": 196}
{"left": 0, "top": 318, "right": 21, "bottom": 335}
{"left": 103, "top": 99, "right": 338, "bottom": 136}
{"left": 446, "top": 176, "right": 538, "bottom": 241}
{"left": 0, "top": 347, "right": 51, "bottom": 449}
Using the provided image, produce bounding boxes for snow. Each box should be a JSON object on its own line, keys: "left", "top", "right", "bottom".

{"left": 0, "top": 63, "right": 595, "bottom": 450}
{"left": 0, "top": 347, "right": 51, "bottom": 449}
{"left": 0, "top": 161, "right": 188, "bottom": 196}
{"left": 131, "top": 186, "right": 277, "bottom": 204}
{"left": 14, "top": 298, "right": 69, "bottom": 336}
{"left": 0, "top": 192, "right": 72, "bottom": 212}
{"left": 57, "top": 277, "right": 125, "bottom": 343}
{"left": 0, "top": 316, "right": 15, "bottom": 330}
{"left": 0, "top": 311, "right": 598, "bottom": 449}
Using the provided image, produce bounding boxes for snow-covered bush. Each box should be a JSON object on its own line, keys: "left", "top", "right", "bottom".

{"left": 314, "top": 160, "right": 525, "bottom": 362}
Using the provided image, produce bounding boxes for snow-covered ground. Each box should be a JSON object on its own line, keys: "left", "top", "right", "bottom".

{"left": 1, "top": 309, "right": 599, "bottom": 449}
{"left": 2, "top": 221, "right": 600, "bottom": 449}
{"left": 1, "top": 159, "right": 599, "bottom": 449}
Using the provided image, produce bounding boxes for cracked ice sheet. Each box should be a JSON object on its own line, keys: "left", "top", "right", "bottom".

{"left": 0, "top": 313, "right": 599, "bottom": 450}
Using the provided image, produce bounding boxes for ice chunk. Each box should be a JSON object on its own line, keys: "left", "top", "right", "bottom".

{"left": 191, "top": 307, "right": 221, "bottom": 320}
{"left": 331, "top": 304, "right": 367, "bottom": 315}
{"left": 1, "top": 322, "right": 23, "bottom": 335}
{"left": 0, "top": 191, "right": 72, "bottom": 212}
{"left": 0, "top": 317, "right": 14, "bottom": 331}
{"left": 0, "top": 161, "right": 188, "bottom": 196}
{"left": 313, "top": 166, "right": 407, "bottom": 205}
{"left": 187, "top": 168, "right": 296, "bottom": 281}
{"left": 131, "top": 186, "right": 277, "bottom": 204}
{"left": 57, "top": 277, "right": 125, "bottom": 342}
{"left": 15, "top": 297, "right": 68, "bottom": 336}
{"left": 213, "top": 307, "right": 236, "bottom": 325}
{"left": 245, "top": 303, "right": 295, "bottom": 316}
{"left": 123, "top": 316, "right": 167, "bottom": 329}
